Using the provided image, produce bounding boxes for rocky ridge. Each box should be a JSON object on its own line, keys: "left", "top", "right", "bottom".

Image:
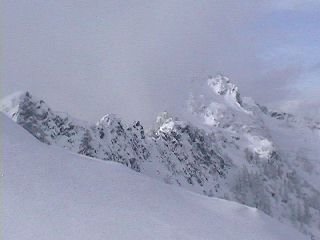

{"left": 1, "top": 75, "right": 320, "bottom": 239}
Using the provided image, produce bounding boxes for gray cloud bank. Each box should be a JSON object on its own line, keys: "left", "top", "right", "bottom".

{"left": 3, "top": 0, "right": 320, "bottom": 125}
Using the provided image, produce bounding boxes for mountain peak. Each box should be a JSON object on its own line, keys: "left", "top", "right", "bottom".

{"left": 97, "top": 113, "right": 123, "bottom": 128}
{"left": 207, "top": 75, "right": 242, "bottom": 106}
{"left": 208, "top": 74, "right": 232, "bottom": 95}
{"left": 187, "top": 75, "right": 244, "bottom": 125}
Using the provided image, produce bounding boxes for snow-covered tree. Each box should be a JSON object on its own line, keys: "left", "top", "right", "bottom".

{"left": 78, "top": 129, "right": 95, "bottom": 157}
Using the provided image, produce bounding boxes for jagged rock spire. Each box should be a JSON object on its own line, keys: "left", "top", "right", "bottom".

{"left": 207, "top": 74, "right": 243, "bottom": 106}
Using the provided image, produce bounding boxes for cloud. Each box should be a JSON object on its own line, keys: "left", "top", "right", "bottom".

{"left": 3, "top": 0, "right": 320, "bottom": 125}
{"left": 271, "top": 0, "right": 320, "bottom": 11}
{"left": 275, "top": 99, "right": 320, "bottom": 121}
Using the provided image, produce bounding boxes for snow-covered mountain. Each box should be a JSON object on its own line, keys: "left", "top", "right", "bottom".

{"left": 2, "top": 113, "right": 309, "bottom": 240}
{"left": 1, "top": 75, "right": 320, "bottom": 239}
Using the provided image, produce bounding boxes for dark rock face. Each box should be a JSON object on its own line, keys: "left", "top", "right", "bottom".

{"left": 150, "top": 118, "right": 230, "bottom": 189}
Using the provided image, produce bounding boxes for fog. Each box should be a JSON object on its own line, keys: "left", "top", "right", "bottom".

{"left": 3, "top": 0, "right": 320, "bottom": 125}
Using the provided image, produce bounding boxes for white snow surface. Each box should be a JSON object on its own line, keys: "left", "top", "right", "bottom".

{"left": 2, "top": 113, "right": 308, "bottom": 240}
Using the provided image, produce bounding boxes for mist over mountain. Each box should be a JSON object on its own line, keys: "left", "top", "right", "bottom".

{"left": 2, "top": 75, "right": 319, "bottom": 239}
{"left": 3, "top": 1, "right": 320, "bottom": 239}
{"left": 4, "top": 1, "right": 320, "bottom": 125}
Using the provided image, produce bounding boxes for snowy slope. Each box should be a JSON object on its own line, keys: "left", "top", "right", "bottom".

{"left": 2, "top": 113, "right": 308, "bottom": 240}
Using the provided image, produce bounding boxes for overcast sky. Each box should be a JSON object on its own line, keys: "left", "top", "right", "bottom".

{"left": 2, "top": 0, "right": 320, "bottom": 125}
